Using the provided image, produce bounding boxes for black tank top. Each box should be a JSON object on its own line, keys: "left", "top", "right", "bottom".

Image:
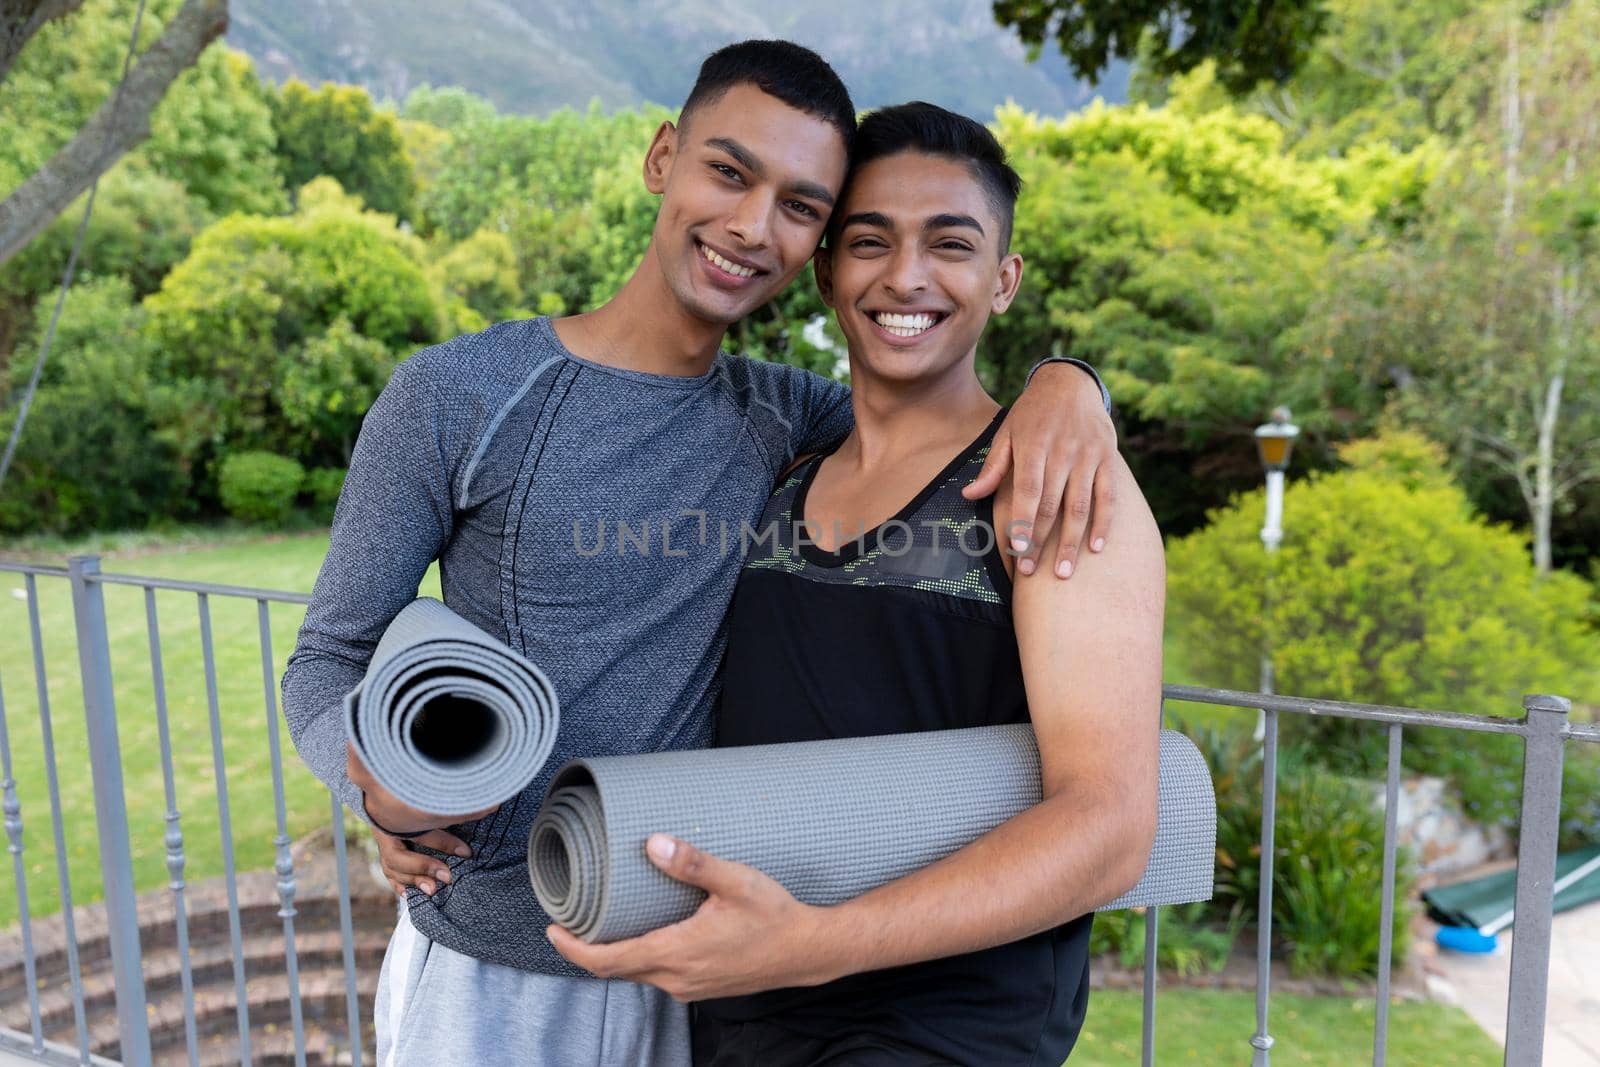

{"left": 700, "top": 410, "right": 1092, "bottom": 1066}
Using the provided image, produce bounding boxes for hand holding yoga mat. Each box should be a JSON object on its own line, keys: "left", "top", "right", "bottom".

{"left": 345, "top": 597, "right": 560, "bottom": 815}
{"left": 529, "top": 724, "right": 1214, "bottom": 943}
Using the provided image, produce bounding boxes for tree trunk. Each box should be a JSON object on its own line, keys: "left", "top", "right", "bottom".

{"left": 0, "top": 0, "right": 228, "bottom": 268}
{"left": 0, "top": 0, "right": 84, "bottom": 85}
{"left": 1533, "top": 369, "right": 1561, "bottom": 574}
{"left": 1499, "top": 10, "right": 1522, "bottom": 247}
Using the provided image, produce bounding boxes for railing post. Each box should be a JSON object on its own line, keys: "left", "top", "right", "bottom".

{"left": 1503, "top": 693, "right": 1569, "bottom": 1066}
{"left": 68, "top": 555, "right": 153, "bottom": 1065}
{"left": 1251, "top": 707, "right": 1278, "bottom": 1066}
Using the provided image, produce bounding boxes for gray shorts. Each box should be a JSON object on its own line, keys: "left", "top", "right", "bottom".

{"left": 375, "top": 908, "right": 692, "bottom": 1066}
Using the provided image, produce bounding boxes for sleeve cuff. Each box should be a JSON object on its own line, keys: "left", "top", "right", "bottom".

{"left": 1026, "top": 356, "right": 1113, "bottom": 417}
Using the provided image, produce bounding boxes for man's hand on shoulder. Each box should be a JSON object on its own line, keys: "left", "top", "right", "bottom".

{"left": 964, "top": 362, "right": 1118, "bottom": 580}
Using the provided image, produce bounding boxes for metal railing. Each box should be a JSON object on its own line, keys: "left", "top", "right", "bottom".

{"left": 0, "top": 557, "right": 363, "bottom": 1067}
{"left": 0, "top": 554, "right": 1591, "bottom": 1065}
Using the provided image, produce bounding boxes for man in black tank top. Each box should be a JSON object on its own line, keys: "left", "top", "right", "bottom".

{"left": 553, "top": 104, "right": 1167, "bottom": 1066}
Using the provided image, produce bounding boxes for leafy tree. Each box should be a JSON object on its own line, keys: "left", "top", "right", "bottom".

{"left": 1, "top": 161, "right": 210, "bottom": 310}
{"left": 143, "top": 182, "right": 440, "bottom": 471}
{"left": 0, "top": 0, "right": 230, "bottom": 266}
{"left": 6, "top": 274, "right": 149, "bottom": 393}
{"left": 1292, "top": 1, "right": 1600, "bottom": 573}
{"left": 1255, "top": 0, "right": 1485, "bottom": 154}
{"left": 0, "top": 381, "right": 188, "bottom": 534}
{"left": 398, "top": 117, "right": 453, "bottom": 201}
{"left": 270, "top": 79, "right": 417, "bottom": 219}
{"left": 400, "top": 84, "right": 498, "bottom": 131}
{"left": 142, "top": 45, "right": 285, "bottom": 216}
{"left": 274, "top": 316, "right": 396, "bottom": 463}
{"left": 582, "top": 148, "right": 666, "bottom": 311}
{"left": 430, "top": 228, "right": 528, "bottom": 334}
{"left": 416, "top": 101, "right": 666, "bottom": 240}
{"left": 991, "top": 0, "right": 1330, "bottom": 93}
{"left": 983, "top": 101, "right": 1413, "bottom": 529}
{"left": 1166, "top": 432, "right": 1599, "bottom": 824}
{"left": 0, "top": 276, "right": 187, "bottom": 534}
{"left": 0, "top": 6, "right": 283, "bottom": 359}
{"left": 502, "top": 202, "right": 601, "bottom": 318}
{"left": 1133, "top": 0, "right": 1485, "bottom": 157}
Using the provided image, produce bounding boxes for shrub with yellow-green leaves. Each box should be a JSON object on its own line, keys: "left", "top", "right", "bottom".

{"left": 1168, "top": 433, "right": 1599, "bottom": 831}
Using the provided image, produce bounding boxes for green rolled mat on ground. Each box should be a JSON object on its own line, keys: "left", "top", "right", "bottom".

{"left": 529, "top": 724, "right": 1214, "bottom": 944}
{"left": 1424, "top": 846, "right": 1600, "bottom": 930}
{"left": 345, "top": 597, "right": 559, "bottom": 815}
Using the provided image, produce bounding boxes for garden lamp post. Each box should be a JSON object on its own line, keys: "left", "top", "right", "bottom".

{"left": 1253, "top": 407, "right": 1299, "bottom": 740}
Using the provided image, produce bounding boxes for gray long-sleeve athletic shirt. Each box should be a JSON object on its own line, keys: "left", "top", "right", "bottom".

{"left": 281, "top": 316, "right": 853, "bottom": 975}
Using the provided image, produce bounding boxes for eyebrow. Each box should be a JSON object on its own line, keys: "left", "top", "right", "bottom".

{"left": 840, "top": 210, "right": 892, "bottom": 230}
{"left": 838, "top": 211, "right": 986, "bottom": 236}
{"left": 706, "top": 136, "right": 836, "bottom": 208}
{"left": 925, "top": 213, "right": 985, "bottom": 235}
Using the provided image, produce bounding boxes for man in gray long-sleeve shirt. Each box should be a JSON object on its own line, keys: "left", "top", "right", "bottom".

{"left": 283, "top": 40, "right": 1119, "bottom": 1066}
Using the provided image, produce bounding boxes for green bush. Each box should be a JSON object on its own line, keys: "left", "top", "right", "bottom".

{"left": 276, "top": 317, "right": 397, "bottom": 466}
{"left": 218, "top": 451, "right": 305, "bottom": 526}
{"left": 431, "top": 228, "right": 528, "bottom": 334}
{"left": 302, "top": 467, "right": 346, "bottom": 521}
{"left": 1089, "top": 901, "right": 1242, "bottom": 977}
{"left": 0, "top": 386, "right": 188, "bottom": 536}
{"left": 0, "top": 279, "right": 190, "bottom": 536}
{"left": 143, "top": 189, "right": 441, "bottom": 472}
{"left": 271, "top": 79, "right": 416, "bottom": 219}
{"left": 1192, "top": 723, "right": 1414, "bottom": 980}
{"left": 1168, "top": 433, "right": 1600, "bottom": 830}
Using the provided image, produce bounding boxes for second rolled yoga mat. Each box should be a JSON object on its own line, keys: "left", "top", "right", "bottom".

{"left": 530, "top": 724, "right": 1214, "bottom": 943}
{"left": 345, "top": 597, "right": 559, "bottom": 814}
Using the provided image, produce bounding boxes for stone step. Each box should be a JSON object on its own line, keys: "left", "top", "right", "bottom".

{"left": 90, "top": 968, "right": 379, "bottom": 1062}
{"left": 18, "top": 925, "right": 390, "bottom": 1037}
{"left": 0, "top": 864, "right": 395, "bottom": 1006}
{"left": 0, "top": 830, "right": 395, "bottom": 1063}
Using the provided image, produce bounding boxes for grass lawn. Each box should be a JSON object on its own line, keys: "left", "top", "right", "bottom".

{"left": 0, "top": 528, "right": 441, "bottom": 927}
{"left": 1073, "top": 988, "right": 1502, "bottom": 1065}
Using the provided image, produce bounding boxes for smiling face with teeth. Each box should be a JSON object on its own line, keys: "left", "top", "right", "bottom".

{"left": 816, "top": 151, "right": 1023, "bottom": 391}
{"left": 640, "top": 83, "right": 848, "bottom": 330}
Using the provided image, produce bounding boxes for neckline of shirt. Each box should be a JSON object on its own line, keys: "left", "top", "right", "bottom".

{"left": 535, "top": 316, "right": 724, "bottom": 389}
{"left": 791, "top": 409, "right": 1007, "bottom": 569}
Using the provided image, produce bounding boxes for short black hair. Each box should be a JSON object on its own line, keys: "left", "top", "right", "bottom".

{"left": 680, "top": 40, "right": 856, "bottom": 148}
{"left": 843, "top": 102, "right": 1022, "bottom": 253}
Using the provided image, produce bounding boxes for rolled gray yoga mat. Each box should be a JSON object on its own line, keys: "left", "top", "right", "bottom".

{"left": 530, "top": 724, "right": 1214, "bottom": 944}
{"left": 345, "top": 597, "right": 559, "bottom": 814}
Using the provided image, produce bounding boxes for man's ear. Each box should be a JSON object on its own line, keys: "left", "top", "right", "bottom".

{"left": 813, "top": 245, "right": 836, "bottom": 308}
{"left": 643, "top": 120, "right": 678, "bottom": 195}
{"left": 991, "top": 252, "right": 1024, "bottom": 315}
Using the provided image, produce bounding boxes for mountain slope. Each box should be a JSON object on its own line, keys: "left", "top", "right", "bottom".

{"left": 227, "top": 0, "right": 1127, "bottom": 118}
